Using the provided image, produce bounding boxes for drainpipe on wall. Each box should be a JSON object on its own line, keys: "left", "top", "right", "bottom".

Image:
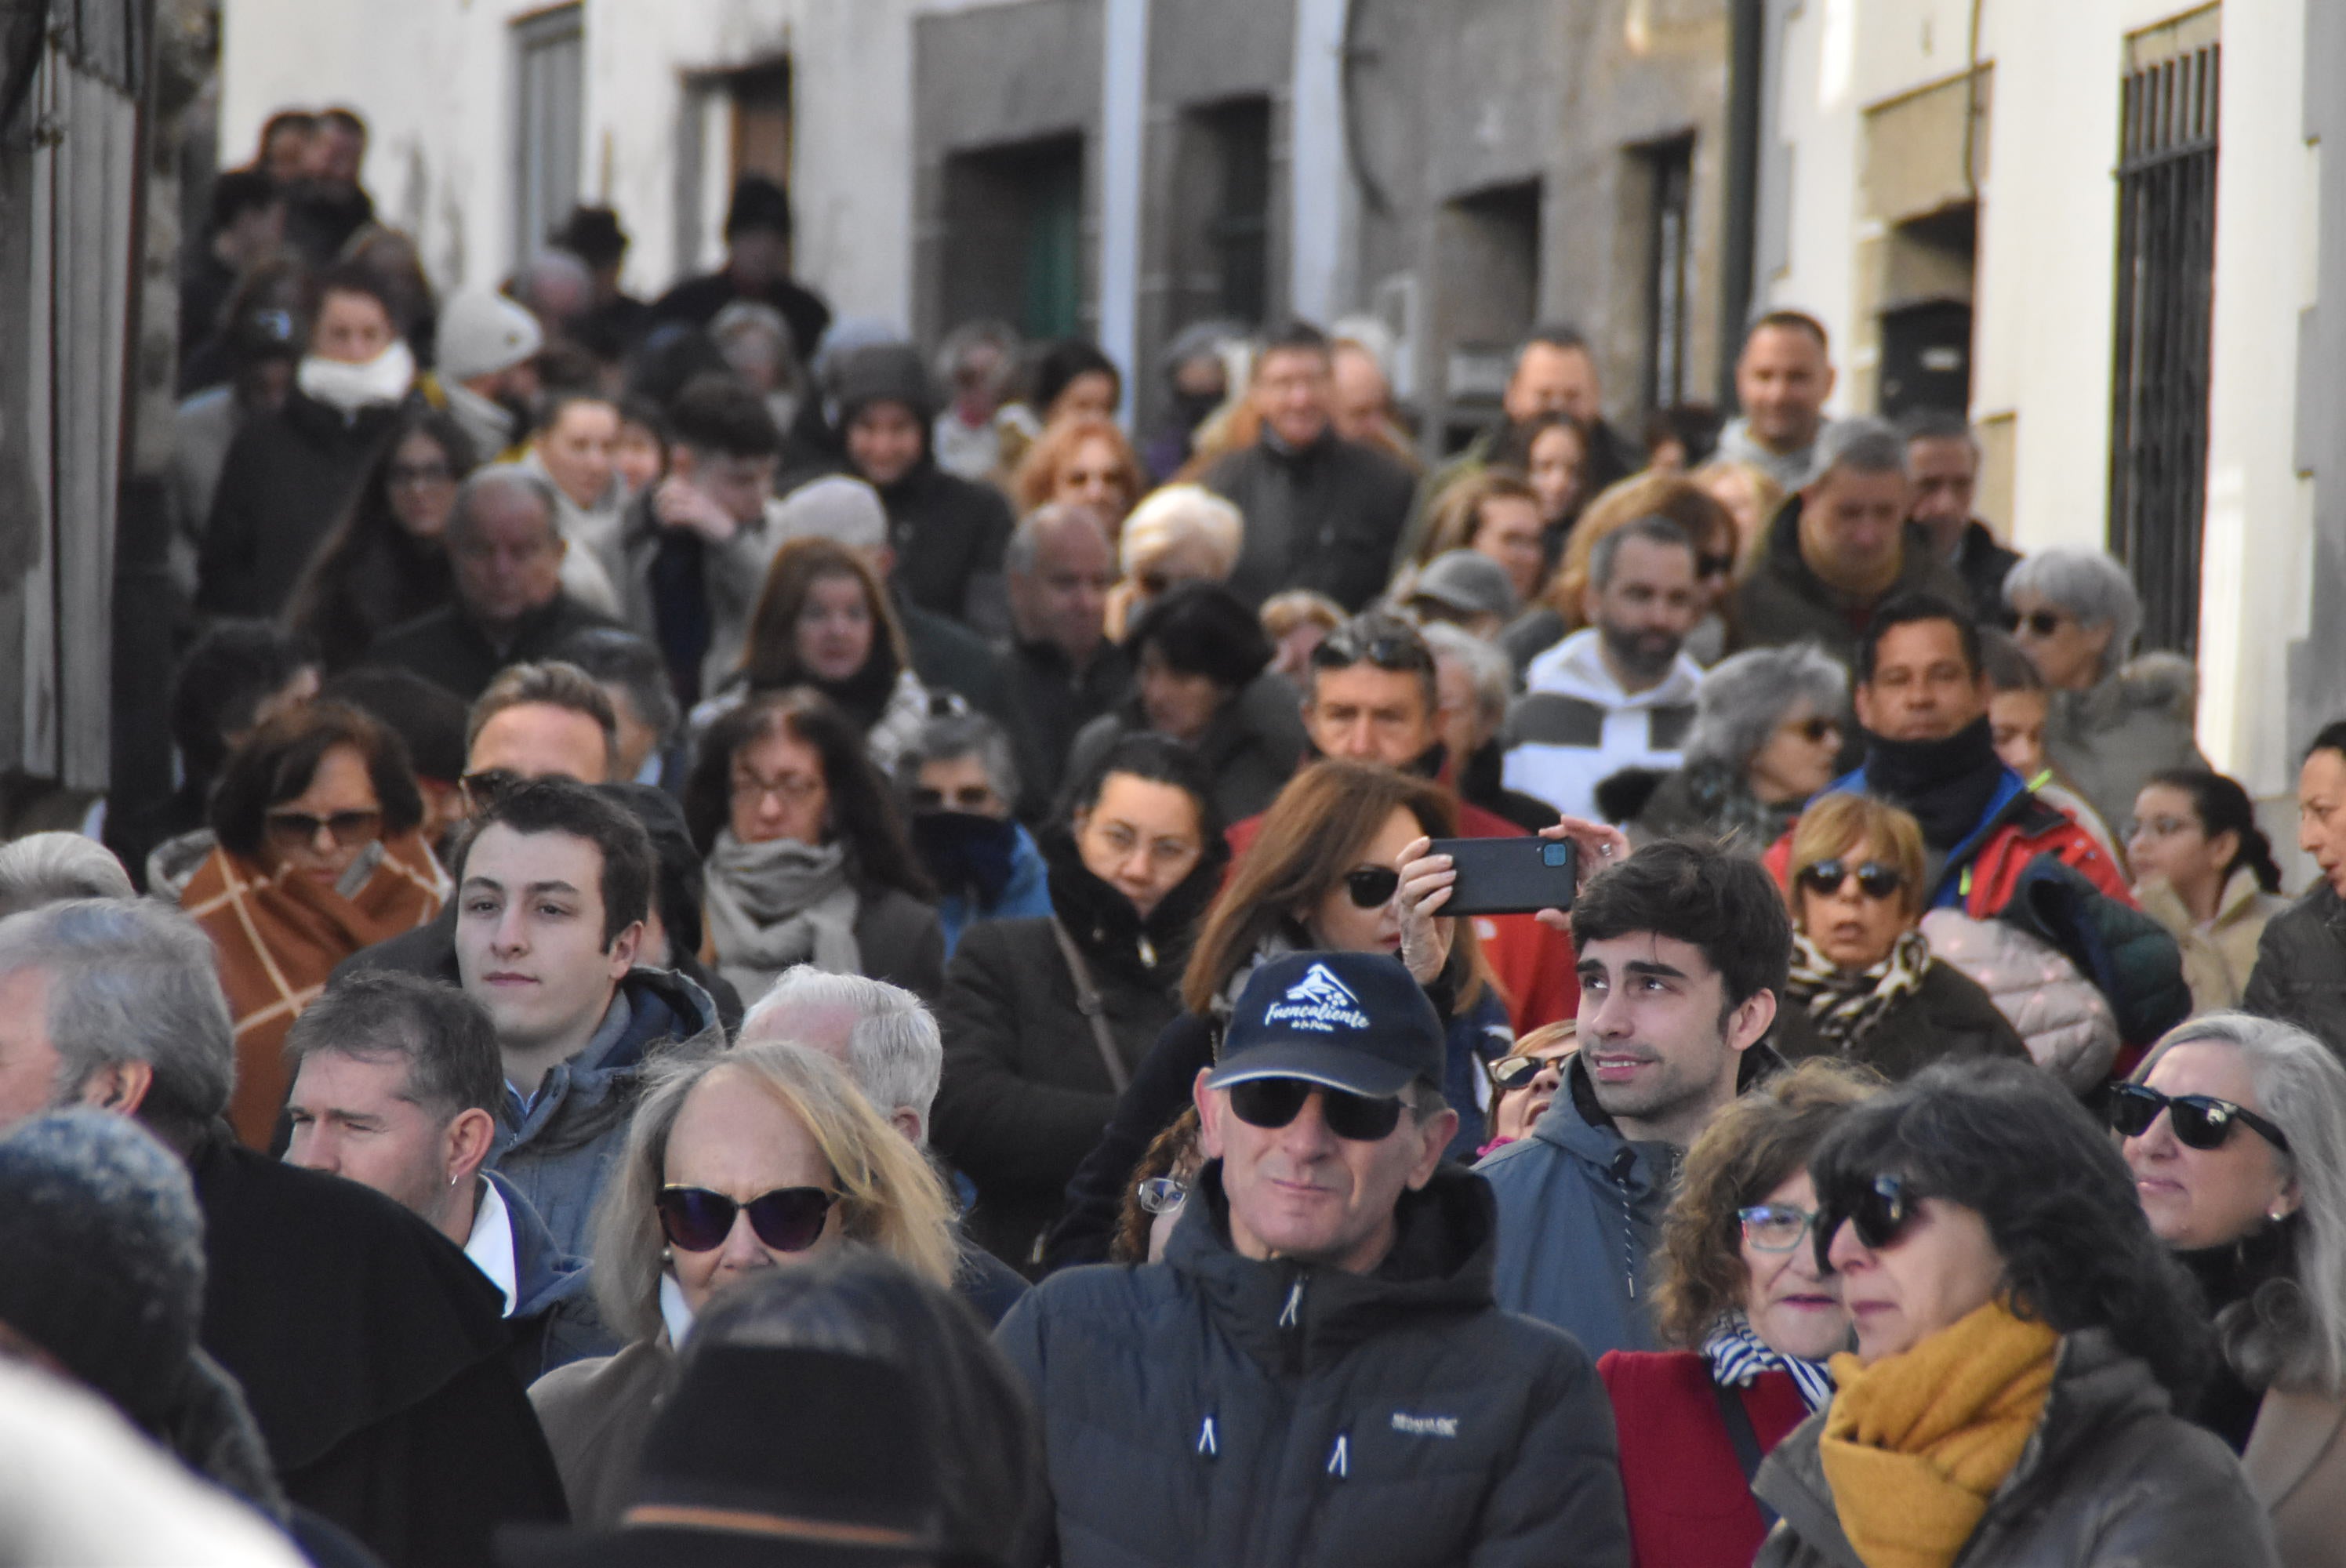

{"left": 1099, "top": 0, "right": 1148, "bottom": 424}
{"left": 1717, "top": 0, "right": 1765, "bottom": 407}
{"left": 1291, "top": 0, "right": 1355, "bottom": 324}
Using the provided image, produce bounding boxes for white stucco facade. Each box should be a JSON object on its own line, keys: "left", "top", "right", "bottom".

{"left": 1763, "top": 0, "right": 2314, "bottom": 795}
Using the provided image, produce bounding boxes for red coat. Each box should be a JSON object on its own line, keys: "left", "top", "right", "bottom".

{"left": 1226, "top": 801, "right": 1579, "bottom": 1035}
{"left": 1598, "top": 1350, "right": 1810, "bottom": 1568}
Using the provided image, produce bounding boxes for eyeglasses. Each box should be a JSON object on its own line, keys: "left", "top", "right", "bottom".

{"left": 1226, "top": 1077, "right": 1407, "bottom": 1142}
{"left": 1135, "top": 1177, "right": 1187, "bottom": 1216}
{"left": 654, "top": 1185, "right": 841, "bottom": 1254}
{"left": 387, "top": 460, "right": 456, "bottom": 488}
{"left": 263, "top": 808, "right": 383, "bottom": 852}
{"left": 2017, "top": 609, "right": 2069, "bottom": 638}
{"left": 1795, "top": 858, "right": 1905, "bottom": 901}
{"left": 2126, "top": 815, "right": 2196, "bottom": 842}
{"left": 2107, "top": 1083, "right": 2292, "bottom": 1153}
{"left": 459, "top": 768, "right": 523, "bottom": 808}
{"left": 1785, "top": 716, "right": 1842, "bottom": 745}
{"left": 1342, "top": 866, "right": 1400, "bottom": 909}
{"left": 1697, "top": 553, "right": 1737, "bottom": 579}
{"left": 1738, "top": 1203, "right": 1822, "bottom": 1253}
{"left": 732, "top": 772, "right": 824, "bottom": 808}
{"left": 1820, "top": 1172, "right": 1927, "bottom": 1256}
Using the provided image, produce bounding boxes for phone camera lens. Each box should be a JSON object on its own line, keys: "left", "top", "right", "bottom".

{"left": 1542, "top": 842, "right": 1571, "bottom": 867}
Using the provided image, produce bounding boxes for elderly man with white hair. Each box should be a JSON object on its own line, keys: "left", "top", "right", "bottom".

{"left": 2003, "top": 546, "right": 2207, "bottom": 837}
{"left": 738, "top": 966, "right": 1032, "bottom": 1314}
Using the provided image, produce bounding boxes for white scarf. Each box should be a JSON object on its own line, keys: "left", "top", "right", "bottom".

{"left": 297, "top": 339, "right": 416, "bottom": 415}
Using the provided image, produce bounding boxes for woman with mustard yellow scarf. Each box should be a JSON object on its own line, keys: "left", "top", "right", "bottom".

{"left": 1752, "top": 1058, "right": 2278, "bottom": 1568}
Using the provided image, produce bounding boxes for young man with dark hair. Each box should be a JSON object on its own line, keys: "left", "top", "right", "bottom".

{"left": 452, "top": 777, "right": 718, "bottom": 1255}
{"left": 648, "top": 174, "right": 832, "bottom": 364}
{"left": 1000, "top": 949, "right": 1631, "bottom": 1567}
{"left": 1204, "top": 318, "right": 1416, "bottom": 611}
{"left": 1480, "top": 834, "right": 1789, "bottom": 1356}
{"left": 624, "top": 372, "right": 786, "bottom": 705}
{"left": 285, "top": 971, "right": 612, "bottom": 1381}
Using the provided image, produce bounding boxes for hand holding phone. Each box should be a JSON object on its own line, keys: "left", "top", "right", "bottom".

{"left": 1427, "top": 836, "right": 1580, "bottom": 916}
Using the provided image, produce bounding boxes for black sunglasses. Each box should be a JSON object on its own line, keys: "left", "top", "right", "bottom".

{"left": 263, "top": 808, "right": 383, "bottom": 849}
{"left": 1788, "top": 716, "right": 1841, "bottom": 744}
{"left": 1311, "top": 631, "right": 1434, "bottom": 675}
{"left": 654, "top": 1184, "right": 840, "bottom": 1254}
{"left": 1489, "top": 1054, "right": 1543, "bottom": 1091}
{"left": 1796, "top": 858, "right": 1904, "bottom": 901}
{"left": 2018, "top": 609, "right": 2068, "bottom": 637}
{"left": 2107, "top": 1083, "right": 2292, "bottom": 1153}
{"left": 1814, "top": 1172, "right": 1927, "bottom": 1269}
{"left": 1226, "top": 1077, "right": 1407, "bottom": 1142}
{"left": 1344, "top": 866, "right": 1400, "bottom": 909}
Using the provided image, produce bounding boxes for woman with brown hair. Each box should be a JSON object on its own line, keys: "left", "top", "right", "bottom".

{"left": 1040, "top": 759, "right": 1511, "bottom": 1267}
{"left": 1598, "top": 1059, "right": 1881, "bottom": 1568}
{"left": 1778, "top": 793, "right": 2030, "bottom": 1080}
{"left": 716, "top": 535, "right": 945, "bottom": 774}
{"left": 181, "top": 701, "right": 445, "bottom": 1146}
{"left": 1409, "top": 466, "right": 1551, "bottom": 605}
{"left": 1499, "top": 470, "right": 1742, "bottom": 673}
{"left": 1011, "top": 412, "right": 1147, "bottom": 538}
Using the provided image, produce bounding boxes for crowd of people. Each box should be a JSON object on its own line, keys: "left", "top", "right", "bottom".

{"left": 5, "top": 102, "right": 2346, "bottom": 1565}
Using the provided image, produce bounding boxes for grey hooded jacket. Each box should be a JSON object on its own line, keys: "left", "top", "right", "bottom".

{"left": 1478, "top": 1046, "right": 1781, "bottom": 1358}
{"left": 1752, "top": 1329, "right": 2278, "bottom": 1568}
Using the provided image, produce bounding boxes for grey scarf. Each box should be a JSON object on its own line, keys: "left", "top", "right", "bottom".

{"left": 703, "top": 832, "right": 862, "bottom": 999}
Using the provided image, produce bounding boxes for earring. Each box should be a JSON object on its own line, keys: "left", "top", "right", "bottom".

{"left": 2270, "top": 1207, "right": 2291, "bottom": 1223}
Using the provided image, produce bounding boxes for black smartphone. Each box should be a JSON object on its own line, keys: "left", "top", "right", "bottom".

{"left": 1430, "top": 836, "right": 1578, "bottom": 916}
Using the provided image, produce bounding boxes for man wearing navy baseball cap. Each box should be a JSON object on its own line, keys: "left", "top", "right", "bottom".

{"left": 995, "top": 949, "right": 1631, "bottom": 1567}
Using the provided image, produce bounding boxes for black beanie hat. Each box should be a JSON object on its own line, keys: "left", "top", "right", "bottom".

{"left": 0, "top": 1110, "right": 205, "bottom": 1433}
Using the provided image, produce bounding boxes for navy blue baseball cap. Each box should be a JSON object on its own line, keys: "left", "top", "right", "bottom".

{"left": 1206, "top": 951, "right": 1445, "bottom": 1099}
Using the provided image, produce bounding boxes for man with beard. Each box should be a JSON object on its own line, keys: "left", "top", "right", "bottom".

{"left": 1503, "top": 515, "right": 1705, "bottom": 822}
{"left": 1480, "top": 837, "right": 1787, "bottom": 1356}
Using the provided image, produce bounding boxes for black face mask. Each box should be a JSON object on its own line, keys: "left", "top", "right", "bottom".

{"left": 1171, "top": 390, "right": 1222, "bottom": 434}
{"left": 911, "top": 811, "right": 1021, "bottom": 906}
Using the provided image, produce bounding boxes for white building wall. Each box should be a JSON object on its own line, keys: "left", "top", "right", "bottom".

{"left": 216, "top": 0, "right": 1022, "bottom": 327}
{"left": 1763, "top": 0, "right": 2312, "bottom": 786}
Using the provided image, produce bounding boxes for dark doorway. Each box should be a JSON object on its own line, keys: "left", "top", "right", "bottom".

{"left": 942, "top": 136, "right": 1087, "bottom": 340}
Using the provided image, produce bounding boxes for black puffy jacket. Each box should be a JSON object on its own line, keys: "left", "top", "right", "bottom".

{"left": 995, "top": 1163, "right": 1631, "bottom": 1568}
{"left": 2243, "top": 885, "right": 2346, "bottom": 1060}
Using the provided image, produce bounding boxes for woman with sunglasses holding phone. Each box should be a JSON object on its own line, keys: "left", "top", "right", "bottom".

{"left": 1753, "top": 1058, "right": 2274, "bottom": 1568}
{"left": 530, "top": 1038, "right": 958, "bottom": 1524}
{"left": 1602, "top": 1059, "right": 1879, "bottom": 1568}
{"left": 1040, "top": 760, "right": 1501, "bottom": 1267}
{"left": 182, "top": 701, "right": 445, "bottom": 1148}
{"left": 1777, "top": 796, "right": 2028, "bottom": 1080}
{"left": 2118, "top": 1014, "right": 2346, "bottom": 1563}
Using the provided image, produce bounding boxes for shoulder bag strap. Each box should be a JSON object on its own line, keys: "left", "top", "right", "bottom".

{"left": 1710, "top": 1377, "right": 1778, "bottom": 1530}
{"left": 1050, "top": 916, "right": 1128, "bottom": 1096}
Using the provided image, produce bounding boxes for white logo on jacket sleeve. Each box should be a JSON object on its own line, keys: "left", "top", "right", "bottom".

{"left": 1389, "top": 1412, "right": 1460, "bottom": 1438}
{"left": 1262, "top": 964, "right": 1372, "bottom": 1033}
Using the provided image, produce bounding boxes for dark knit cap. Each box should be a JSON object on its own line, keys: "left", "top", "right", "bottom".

{"left": 0, "top": 1110, "right": 205, "bottom": 1432}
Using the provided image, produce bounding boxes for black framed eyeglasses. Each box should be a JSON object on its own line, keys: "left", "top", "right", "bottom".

{"left": 1343, "top": 866, "right": 1400, "bottom": 909}
{"left": 1226, "top": 1077, "right": 1407, "bottom": 1142}
{"left": 1816, "top": 1172, "right": 1927, "bottom": 1269}
{"left": 1738, "top": 1203, "right": 1821, "bottom": 1253}
{"left": 1796, "top": 858, "right": 1904, "bottom": 902}
{"left": 2108, "top": 1083, "right": 2291, "bottom": 1153}
{"left": 654, "top": 1185, "right": 840, "bottom": 1254}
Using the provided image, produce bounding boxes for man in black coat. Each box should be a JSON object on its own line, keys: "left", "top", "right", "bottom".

{"left": 1204, "top": 320, "right": 1416, "bottom": 612}
{"left": 370, "top": 465, "right": 616, "bottom": 700}
{"left": 648, "top": 176, "right": 832, "bottom": 365}
{"left": 824, "top": 341, "right": 1016, "bottom": 636}
{"left": 1904, "top": 408, "right": 2020, "bottom": 626}
{"left": 2243, "top": 724, "right": 2346, "bottom": 1053}
{"left": 0, "top": 896, "right": 568, "bottom": 1568}
{"left": 999, "top": 503, "right": 1131, "bottom": 819}
{"left": 996, "top": 951, "right": 1629, "bottom": 1568}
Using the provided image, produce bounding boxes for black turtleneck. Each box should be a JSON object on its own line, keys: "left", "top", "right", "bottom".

{"left": 2176, "top": 1224, "right": 2297, "bottom": 1453}
{"left": 1861, "top": 716, "right": 2006, "bottom": 851}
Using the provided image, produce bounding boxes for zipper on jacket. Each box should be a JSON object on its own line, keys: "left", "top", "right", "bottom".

{"left": 1279, "top": 1269, "right": 1309, "bottom": 1377}
{"left": 1610, "top": 1146, "right": 1640, "bottom": 1300}
{"left": 1195, "top": 1413, "right": 1218, "bottom": 1459}
{"left": 1325, "top": 1430, "right": 1350, "bottom": 1479}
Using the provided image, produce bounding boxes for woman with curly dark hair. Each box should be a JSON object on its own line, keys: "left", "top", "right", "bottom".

{"left": 1754, "top": 1058, "right": 2277, "bottom": 1567}
{"left": 284, "top": 407, "right": 479, "bottom": 670}
{"left": 1597, "top": 1058, "right": 1880, "bottom": 1568}
{"left": 682, "top": 688, "right": 944, "bottom": 1001}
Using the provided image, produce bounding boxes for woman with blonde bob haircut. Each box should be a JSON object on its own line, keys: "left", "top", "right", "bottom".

{"left": 1776, "top": 793, "right": 2028, "bottom": 1080}
{"left": 2117, "top": 1011, "right": 2346, "bottom": 1564}
{"left": 1102, "top": 484, "right": 1244, "bottom": 641}
{"left": 529, "top": 1037, "right": 959, "bottom": 1523}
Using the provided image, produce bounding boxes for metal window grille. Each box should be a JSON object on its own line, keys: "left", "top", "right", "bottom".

{"left": 1641, "top": 137, "right": 1696, "bottom": 412}
{"left": 512, "top": 5, "right": 584, "bottom": 267}
{"left": 2108, "top": 20, "right": 2219, "bottom": 655}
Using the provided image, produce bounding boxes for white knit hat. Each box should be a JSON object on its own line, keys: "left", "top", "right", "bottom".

{"left": 435, "top": 289, "right": 544, "bottom": 383}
